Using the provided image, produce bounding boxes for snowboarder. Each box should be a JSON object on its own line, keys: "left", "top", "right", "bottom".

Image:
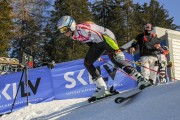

{"left": 57, "top": 16, "right": 151, "bottom": 100}
{"left": 130, "top": 23, "right": 161, "bottom": 85}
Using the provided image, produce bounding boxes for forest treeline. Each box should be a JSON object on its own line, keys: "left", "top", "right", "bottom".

{"left": 0, "top": 0, "right": 179, "bottom": 67}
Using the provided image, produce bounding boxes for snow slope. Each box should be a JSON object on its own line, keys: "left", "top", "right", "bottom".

{"left": 1, "top": 81, "right": 180, "bottom": 120}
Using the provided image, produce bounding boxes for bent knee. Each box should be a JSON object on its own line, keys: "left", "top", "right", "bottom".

{"left": 84, "top": 60, "right": 93, "bottom": 67}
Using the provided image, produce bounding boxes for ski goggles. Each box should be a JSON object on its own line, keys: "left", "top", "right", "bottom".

{"left": 144, "top": 24, "right": 152, "bottom": 31}
{"left": 60, "top": 26, "right": 69, "bottom": 33}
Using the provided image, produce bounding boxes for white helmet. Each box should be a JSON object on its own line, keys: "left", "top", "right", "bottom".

{"left": 162, "top": 46, "right": 169, "bottom": 51}
{"left": 57, "top": 16, "right": 76, "bottom": 33}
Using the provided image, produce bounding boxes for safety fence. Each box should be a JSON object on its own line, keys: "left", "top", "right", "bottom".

{"left": 0, "top": 52, "right": 136, "bottom": 115}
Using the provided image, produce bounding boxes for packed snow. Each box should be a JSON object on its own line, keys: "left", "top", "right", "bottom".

{"left": 1, "top": 81, "right": 180, "bottom": 120}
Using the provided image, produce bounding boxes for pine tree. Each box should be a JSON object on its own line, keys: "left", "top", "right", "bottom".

{"left": 50, "top": 0, "right": 92, "bottom": 62}
{"left": 10, "top": 0, "right": 51, "bottom": 66}
{"left": 143, "top": 0, "right": 176, "bottom": 29}
{"left": 91, "top": 0, "right": 134, "bottom": 46}
{"left": 130, "top": 0, "right": 177, "bottom": 33}
{"left": 0, "top": 1, "right": 14, "bottom": 57}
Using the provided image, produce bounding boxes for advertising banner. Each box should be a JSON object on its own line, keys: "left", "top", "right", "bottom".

{"left": 0, "top": 67, "right": 54, "bottom": 114}
{"left": 52, "top": 53, "right": 137, "bottom": 100}
{"left": 0, "top": 52, "right": 137, "bottom": 114}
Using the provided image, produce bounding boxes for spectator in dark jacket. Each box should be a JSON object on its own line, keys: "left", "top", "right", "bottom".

{"left": 130, "top": 23, "right": 161, "bottom": 85}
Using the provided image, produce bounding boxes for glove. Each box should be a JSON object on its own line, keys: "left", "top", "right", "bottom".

{"left": 151, "top": 33, "right": 157, "bottom": 38}
{"left": 130, "top": 47, "right": 135, "bottom": 53}
{"left": 154, "top": 43, "right": 161, "bottom": 49}
{"left": 135, "top": 61, "right": 141, "bottom": 65}
{"left": 115, "top": 50, "right": 125, "bottom": 61}
{"left": 167, "top": 61, "right": 173, "bottom": 68}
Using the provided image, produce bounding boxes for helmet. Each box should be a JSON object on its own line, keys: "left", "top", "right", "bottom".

{"left": 144, "top": 23, "right": 152, "bottom": 31}
{"left": 57, "top": 16, "right": 76, "bottom": 33}
{"left": 162, "top": 46, "right": 169, "bottom": 51}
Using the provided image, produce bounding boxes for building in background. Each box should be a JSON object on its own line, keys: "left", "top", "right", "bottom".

{"left": 0, "top": 57, "right": 20, "bottom": 75}
{"left": 154, "top": 27, "right": 180, "bottom": 81}
{"left": 0, "top": 51, "right": 34, "bottom": 75}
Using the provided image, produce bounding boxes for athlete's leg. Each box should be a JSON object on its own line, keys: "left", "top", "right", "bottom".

{"left": 84, "top": 43, "right": 105, "bottom": 80}
{"left": 84, "top": 43, "right": 110, "bottom": 98}
{"left": 99, "top": 41, "right": 151, "bottom": 89}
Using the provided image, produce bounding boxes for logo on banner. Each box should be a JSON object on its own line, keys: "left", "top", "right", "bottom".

{"left": 64, "top": 64, "right": 117, "bottom": 89}
{"left": 0, "top": 78, "right": 41, "bottom": 100}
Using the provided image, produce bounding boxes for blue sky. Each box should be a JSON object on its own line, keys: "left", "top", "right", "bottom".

{"left": 89, "top": 0, "right": 180, "bottom": 26}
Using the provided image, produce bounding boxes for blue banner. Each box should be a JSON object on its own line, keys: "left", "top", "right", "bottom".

{"left": 0, "top": 52, "right": 137, "bottom": 114}
{"left": 0, "top": 67, "right": 54, "bottom": 114}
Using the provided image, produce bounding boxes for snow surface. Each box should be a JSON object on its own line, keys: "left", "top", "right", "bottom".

{"left": 1, "top": 81, "right": 180, "bottom": 120}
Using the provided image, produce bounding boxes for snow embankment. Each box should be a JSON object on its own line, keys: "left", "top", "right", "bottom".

{"left": 1, "top": 81, "right": 180, "bottom": 120}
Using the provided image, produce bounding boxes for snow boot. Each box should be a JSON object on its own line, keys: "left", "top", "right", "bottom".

{"left": 149, "top": 79, "right": 155, "bottom": 85}
{"left": 131, "top": 71, "right": 152, "bottom": 90}
{"left": 137, "top": 77, "right": 152, "bottom": 90}
{"left": 92, "top": 77, "right": 111, "bottom": 99}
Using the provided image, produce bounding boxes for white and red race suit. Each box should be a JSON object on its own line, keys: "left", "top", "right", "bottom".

{"left": 71, "top": 22, "right": 140, "bottom": 81}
